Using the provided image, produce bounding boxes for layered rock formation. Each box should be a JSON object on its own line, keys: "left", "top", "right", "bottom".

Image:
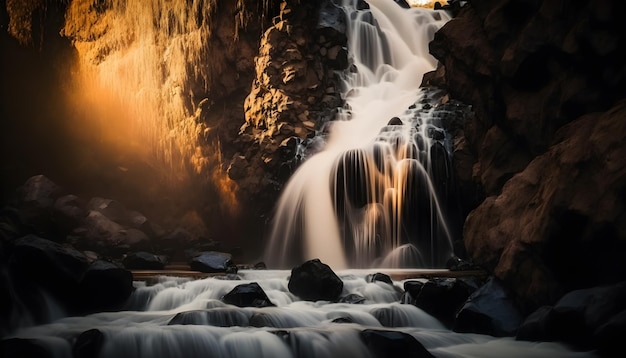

{"left": 429, "top": 0, "right": 626, "bottom": 310}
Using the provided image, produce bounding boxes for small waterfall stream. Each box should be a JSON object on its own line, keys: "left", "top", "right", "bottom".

{"left": 265, "top": 0, "right": 454, "bottom": 269}
{"left": 3, "top": 271, "right": 594, "bottom": 358}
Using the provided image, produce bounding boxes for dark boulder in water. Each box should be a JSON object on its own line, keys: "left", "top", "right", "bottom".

{"left": 360, "top": 329, "right": 434, "bottom": 358}
{"left": 517, "top": 281, "right": 626, "bottom": 351}
{"left": 366, "top": 272, "right": 393, "bottom": 286}
{"left": 221, "top": 282, "right": 275, "bottom": 308}
{"left": 339, "top": 293, "right": 366, "bottom": 304}
{"left": 79, "top": 260, "right": 134, "bottom": 312}
{"left": 73, "top": 329, "right": 104, "bottom": 358}
{"left": 410, "top": 277, "right": 482, "bottom": 328}
{"left": 288, "top": 259, "right": 343, "bottom": 301}
{"left": 189, "top": 251, "right": 236, "bottom": 273}
{"left": 454, "top": 277, "right": 524, "bottom": 337}
{"left": 122, "top": 251, "right": 168, "bottom": 270}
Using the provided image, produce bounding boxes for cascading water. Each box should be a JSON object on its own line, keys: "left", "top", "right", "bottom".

{"left": 2, "top": 271, "right": 596, "bottom": 358}
{"left": 265, "top": 0, "right": 454, "bottom": 269}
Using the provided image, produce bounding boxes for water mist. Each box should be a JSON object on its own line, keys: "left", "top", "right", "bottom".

{"left": 265, "top": 0, "right": 454, "bottom": 269}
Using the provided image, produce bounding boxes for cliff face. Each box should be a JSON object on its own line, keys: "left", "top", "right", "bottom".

{"left": 430, "top": 0, "right": 626, "bottom": 309}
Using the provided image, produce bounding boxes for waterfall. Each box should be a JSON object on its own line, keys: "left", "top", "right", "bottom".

{"left": 265, "top": 0, "right": 453, "bottom": 269}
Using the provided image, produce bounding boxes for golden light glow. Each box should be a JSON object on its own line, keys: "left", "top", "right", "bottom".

{"left": 409, "top": 0, "right": 449, "bottom": 8}
{"left": 62, "top": 0, "right": 239, "bottom": 211}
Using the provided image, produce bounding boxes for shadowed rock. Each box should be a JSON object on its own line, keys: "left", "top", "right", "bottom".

{"left": 288, "top": 259, "right": 343, "bottom": 301}
{"left": 221, "top": 282, "right": 275, "bottom": 308}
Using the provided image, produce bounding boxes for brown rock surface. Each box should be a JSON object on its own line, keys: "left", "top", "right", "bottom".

{"left": 430, "top": 0, "right": 626, "bottom": 309}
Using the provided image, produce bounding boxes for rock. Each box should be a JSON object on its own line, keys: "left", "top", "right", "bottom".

{"left": 10, "top": 235, "right": 89, "bottom": 310}
{"left": 188, "top": 251, "right": 235, "bottom": 273}
{"left": 122, "top": 251, "right": 167, "bottom": 270}
{"left": 86, "top": 197, "right": 128, "bottom": 224}
{"left": 339, "top": 293, "right": 366, "bottom": 304}
{"left": 221, "top": 282, "right": 275, "bottom": 308}
{"left": 16, "top": 175, "right": 63, "bottom": 238}
{"left": 387, "top": 117, "right": 403, "bottom": 125}
{"left": 79, "top": 260, "right": 134, "bottom": 312}
{"left": 454, "top": 277, "right": 524, "bottom": 337}
{"left": 360, "top": 329, "right": 434, "bottom": 358}
{"left": 71, "top": 211, "right": 150, "bottom": 256}
{"left": 594, "top": 309, "right": 626, "bottom": 357}
{"left": 73, "top": 329, "right": 104, "bottom": 358}
{"left": 169, "top": 308, "right": 250, "bottom": 327}
{"left": 392, "top": 0, "right": 411, "bottom": 9}
{"left": 365, "top": 272, "right": 393, "bottom": 286}
{"left": 412, "top": 277, "right": 481, "bottom": 328}
{"left": 288, "top": 259, "right": 343, "bottom": 301}
{"left": 516, "top": 306, "right": 556, "bottom": 342}
{"left": 254, "top": 261, "right": 267, "bottom": 270}
{"left": 52, "top": 194, "right": 87, "bottom": 235}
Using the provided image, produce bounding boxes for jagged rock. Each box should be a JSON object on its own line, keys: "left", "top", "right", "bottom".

{"left": 122, "top": 251, "right": 167, "bottom": 270}
{"left": 431, "top": 0, "right": 626, "bottom": 310}
{"left": 360, "top": 329, "right": 434, "bottom": 358}
{"left": 221, "top": 282, "right": 275, "bottom": 308}
{"left": 454, "top": 277, "right": 524, "bottom": 337}
{"left": 387, "top": 117, "right": 403, "bottom": 125}
{"left": 288, "top": 259, "right": 343, "bottom": 301}
{"left": 79, "top": 260, "right": 133, "bottom": 312}
{"left": 188, "top": 251, "right": 236, "bottom": 273}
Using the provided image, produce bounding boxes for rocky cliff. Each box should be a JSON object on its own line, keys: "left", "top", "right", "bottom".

{"left": 429, "top": 0, "right": 626, "bottom": 310}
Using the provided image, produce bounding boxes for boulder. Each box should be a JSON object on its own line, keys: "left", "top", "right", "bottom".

{"left": 79, "top": 260, "right": 134, "bottom": 312}
{"left": 169, "top": 308, "right": 250, "bottom": 327}
{"left": 454, "top": 277, "right": 524, "bottom": 337}
{"left": 122, "top": 251, "right": 167, "bottom": 270}
{"left": 73, "top": 329, "right": 104, "bottom": 358}
{"left": 365, "top": 272, "right": 393, "bottom": 286}
{"left": 288, "top": 259, "right": 343, "bottom": 301}
{"left": 9, "top": 235, "right": 89, "bottom": 309}
{"left": 221, "top": 282, "right": 275, "bottom": 308}
{"left": 411, "top": 277, "right": 482, "bottom": 328}
{"left": 360, "top": 329, "right": 434, "bottom": 358}
{"left": 188, "top": 251, "right": 236, "bottom": 273}
{"left": 52, "top": 194, "right": 87, "bottom": 235}
{"left": 339, "top": 293, "right": 366, "bottom": 304}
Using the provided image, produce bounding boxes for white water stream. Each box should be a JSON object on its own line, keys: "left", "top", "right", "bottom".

{"left": 265, "top": 0, "right": 454, "bottom": 269}
{"left": 4, "top": 271, "right": 594, "bottom": 358}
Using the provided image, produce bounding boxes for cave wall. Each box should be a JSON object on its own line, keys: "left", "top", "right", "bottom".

{"left": 430, "top": 0, "right": 626, "bottom": 310}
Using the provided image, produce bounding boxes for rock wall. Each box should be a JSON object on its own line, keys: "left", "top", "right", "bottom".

{"left": 429, "top": 0, "right": 626, "bottom": 310}
{"left": 231, "top": 0, "right": 347, "bottom": 217}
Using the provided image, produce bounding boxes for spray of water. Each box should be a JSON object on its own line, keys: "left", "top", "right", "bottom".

{"left": 265, "top": 0, "right": 453, "bottom": 269}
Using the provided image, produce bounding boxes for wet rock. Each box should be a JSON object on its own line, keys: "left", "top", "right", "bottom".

{"left": 169, "top": 308, "right": 250, "bottom": 327}
{"left": 388, "top": 117, "right": 403, "bottom": 125}
{"left": 412, "top": 277, "right": 482, "bottom": 328}
{"left": 516, "top": 306, "right": 556, "bottom": 342}
{"left": 79, "top": 260, "right": 133, "bottom": 312}
{"left": 221, "top": 282, "right": 275, "bottom": 308}
{"left": 392, "top": 0, "right": 411, "bottom": 9}
{"left": 188, "top": 251, "right": 235, "bottom": 273}
{"left": 73, "top": 329, "right": 104, "bottom": 358}
{"left": 339, "top": 293, "right": 366, "bottom": 304}
{"left": 288, "top": 259, "right": 343, "bottom": 301}
{"left": 360, "top": 329, "right": 434, "bottom": 358}
{"left": 10, "top": 235, "right": 89, "bottom": 309}
{"left": 366, "top": 272, "right": 393, "bottom": 286}
{"left": 122, "top": 251, "right": 167, "bottom": 270}
{"left": 454, "top": 277, "right": 524, "bottom": 337}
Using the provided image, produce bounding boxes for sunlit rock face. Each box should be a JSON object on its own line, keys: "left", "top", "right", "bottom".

{"left": 430, "top": 0, "right": 626, "bottom": 310}
{"left": 234, "top": 0, "right": 347, "bottom": 214}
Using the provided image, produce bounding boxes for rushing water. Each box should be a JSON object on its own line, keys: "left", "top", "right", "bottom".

{"left": 265, "top": 0, "right": 455, "bottom": 269}
{"left": 3, "top": 271, "right": 595, "bottom": 358}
